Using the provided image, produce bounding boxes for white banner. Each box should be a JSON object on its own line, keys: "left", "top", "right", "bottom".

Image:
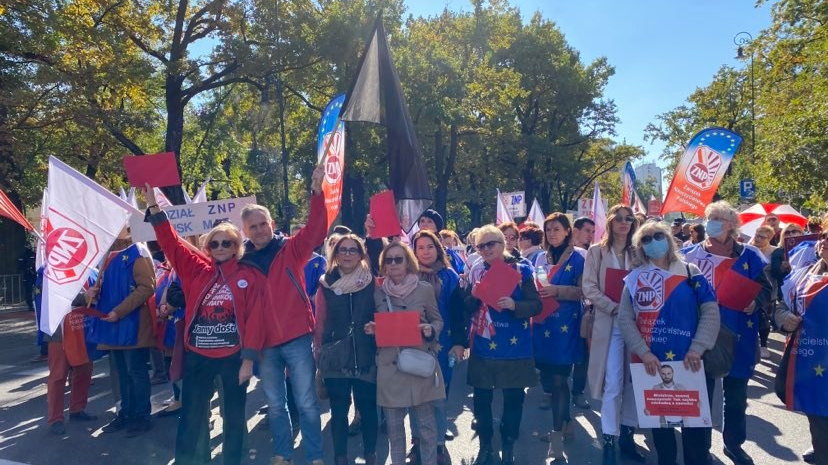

{"left": 128, "top": 196, "right": 257, "bottom": 242}
{"left": 501, "top": 191, "right": 526, "bottom": 218}
{"left": 41, "top": 157, "right": 137, "bottom": 335}
{"left": 576, "top": 198, "right": 609, "bottom": 219}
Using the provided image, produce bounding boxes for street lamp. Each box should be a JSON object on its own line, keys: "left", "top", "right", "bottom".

{"left": 734, "top": 32, "right": 755, "bottom": 157}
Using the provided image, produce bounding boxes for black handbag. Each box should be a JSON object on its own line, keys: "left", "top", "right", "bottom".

{"left": 687, "top": 265, "right": 735, "bottom": 377}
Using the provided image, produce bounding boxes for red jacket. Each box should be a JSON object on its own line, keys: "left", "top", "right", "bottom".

{"left": 241, "top": 193, "right": 327, "bottom": 348}
{"left": 151, "top": 215, "right": 274, "bottom": 359}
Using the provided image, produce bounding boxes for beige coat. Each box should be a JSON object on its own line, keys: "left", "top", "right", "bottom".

{"left": 582, "top": 244, "right": 635, "bottom": 400}
{"left": 373, "top": 281, "right": 446, "bottom": 408}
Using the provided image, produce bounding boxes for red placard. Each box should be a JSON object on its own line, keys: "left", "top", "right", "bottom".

{"left": 716, "top": 269, "right": 762, "bottom": 311}
{"left": 123, "top": 152, "right": 181, "bottom": 188}
{"left": 369, "top": 190, "right": 402, "bottom": 238}
{"left": 472, "top": 260, "right": 521, "bottom": 311}
{"left": 374, "top": 311, "right": 422, "bottom": 347}
{"left": 535, "top": 265, "right": 561, "bottom": 322}
{"left": 644, "top": 389, "right": 701, "bottom": 417}
{"left": 605, "top": 268, "right": 630, "bottom": 303}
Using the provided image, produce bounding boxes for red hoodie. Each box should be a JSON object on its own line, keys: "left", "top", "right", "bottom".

{"left": 151, "top": 215, "right": 274, "bottom": 359}
{"left": 240, "top": 193, "right": 327, "bottom": 348}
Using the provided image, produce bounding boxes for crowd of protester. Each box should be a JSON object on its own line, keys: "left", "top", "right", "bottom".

{"left": 35, "top": 176, "right": 828, "bottom": 465}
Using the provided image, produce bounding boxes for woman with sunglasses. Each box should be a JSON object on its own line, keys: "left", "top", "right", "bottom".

{"left": 681, "top": 201, "right": 772, "bottom": 465}
{"left": 364, "top": 242, "right": 444, "bottom": 465}
{"left": 465, "top": 225, "right": 541, "bottom": 465}
{"left": 403, "top": 230, "right": 466, "bottom": 464}
{"left": 499, "top": 222, "right": 525, "bottom": 262}
{"left": 582, "top": 205, "right": 645, "bottom": 465}
{"left": 313, "top": 234, "right": 377, "bottom": 465}
{"left": 775, "top": 225, "right": 828, "bottom": 465}
{"left": 144, "top": 186, "right": 269, "bottom": 465}
{"left": 618, "top": 221, "right": 720, "bottom": 465}
{"left": 531, "top": 213, "right": 586, "bottom": 462}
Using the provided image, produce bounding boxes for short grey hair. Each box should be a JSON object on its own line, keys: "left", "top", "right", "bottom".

{"left": 632, "top": 221, "right": 682, "bottom": 265}
{"left": 240, "top": 204, "right": 272, "bottom": 222}
{"left": 704, "top": 200, "right": 740, "bottom": 238}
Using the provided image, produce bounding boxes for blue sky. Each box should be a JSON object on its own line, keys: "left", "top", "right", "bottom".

{"left": 404, "top": 0, "right": 773, "bottom": 170}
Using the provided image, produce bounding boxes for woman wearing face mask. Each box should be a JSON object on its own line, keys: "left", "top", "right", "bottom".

{"left": 681, "top": 201, "right": 772, "bottom": 465}
{"left": 531, "top": 213, "right": 586, "bottom": 463}
{"left": 313, "top": 234, "right": 377, "bottom": 465}
{"left": 618, "top": 221, "right": 720, "bottom": 465}
{"left": 465, "top": 225, "right": 542, "bottom": 465}
{"left": 774, "top": 224, "right": 828, "bottom": 465}
{"left": 145, "top": 186, "right": 269, "bottom": 465}
{"left": 403, "top": 230, "right": 467, "bottom": 464}
{"left": 582, "top": 205, "right": 645, "bottom": 465}
{"left": 364, "top": 242, "right": 444, "bottom": 465}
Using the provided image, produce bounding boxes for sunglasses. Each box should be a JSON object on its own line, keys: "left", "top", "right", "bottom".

{"left": 337, "top": 247, "right": 361, "bottom": 256}
{"left": 614, "top": 214, "right": 636, "bottom": 223}
{"left": 476, "top": 240, "right": 503, "bottom": 251}
{"left": 384, "top": 256, "right": 405, "bottom": 265}
{"left": 640, "top": 232, "right": 667, "bottom": 244}
{"left": 208, "top": 240, "right": 235, "bottom": 250}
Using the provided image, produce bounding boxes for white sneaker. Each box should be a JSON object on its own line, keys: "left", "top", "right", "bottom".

{"left": 761, "top": 347, "right": 771, "bottom": 359}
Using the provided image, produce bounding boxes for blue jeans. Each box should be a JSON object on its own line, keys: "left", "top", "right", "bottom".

{"left": 111, "top": 348, "right": 151, "bottom": 421}
{"left": 259, "top": 334, "right": 323, "bottom": 462}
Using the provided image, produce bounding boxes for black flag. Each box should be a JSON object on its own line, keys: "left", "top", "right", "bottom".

{"left": 340, "top": 16, "right": 431, "bottom": 232}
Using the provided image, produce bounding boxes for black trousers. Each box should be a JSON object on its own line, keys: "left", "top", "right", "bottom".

{"left": 572, "top": 339, "right": 589, "bottom": 396}
{"left": 325, "top": 377, "right": 378, "bottom": 458}
{"left": 722, "top": 376, "right": 749, "bottom": 448}
{"left": 538, "top": 363, "right": 572, "bottom": 431}
{"left": 176, "top": 351, "right": 248, "bottom": 465}
{"left": 808, "top": 415, "right": 828, "bottom": 465}
{"left": 651, "top": 374, "right": 715, "bottom": 465}
{"left": 473, "top": 387, "right": 525, "bottom": 444}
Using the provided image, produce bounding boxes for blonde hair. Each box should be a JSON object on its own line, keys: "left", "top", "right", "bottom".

{"left": 753, "top": 225, "right": 774, "bottom": 239}
{"left": 475, "top": 224, "right": 511, "bottom": 260}
{"left": 632, "top": 221, "right": 681, "bottom": 265}
{"left": 202, "top": 222, "right": 244, "bottom": 258}
{"left": 779, "top": 223, "right": 805, "bottom": 246}
{"left": 705, "top": 200, "right": 740, "bottom": 238}
{"left": 379, "top": 242, "right": 420, "bottom": 276}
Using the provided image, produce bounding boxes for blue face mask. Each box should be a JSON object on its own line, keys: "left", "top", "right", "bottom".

{"left": 706, "top": 219, "right": 725, "bottom": 238}
{"left": 643, "top": 238, "right": 669, "bottom": 259}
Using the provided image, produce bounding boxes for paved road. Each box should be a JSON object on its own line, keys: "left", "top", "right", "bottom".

{"left": 0, "top": 309, "right": 813, "bottom": 465}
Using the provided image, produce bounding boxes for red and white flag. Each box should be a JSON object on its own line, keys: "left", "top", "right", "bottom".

{"left": 40, "top": 157, "right": 138, "bottom": 335}
{"left": 496, "top": 189, "right": 513, "bottom": 225}
{"left": 153, "top": 187, "right": 173, "bottom": 208}
{"left": 591, "top": 182, "right": 607, "bottom": 242}
{"left": 0, "top": 189, "right": 35, "bottom": 231}
{"left": 527, "top": 199, "right": 545, "bottom": 226}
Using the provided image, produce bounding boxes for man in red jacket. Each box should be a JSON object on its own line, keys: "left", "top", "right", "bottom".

{"left": 240, "top": 165, "right": 327, "bottom": 465}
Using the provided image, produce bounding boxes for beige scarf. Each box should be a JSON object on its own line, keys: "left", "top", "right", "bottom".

{"left": 381, "top": 273, "right": 420, "bottom": 299}
{"left": 418, "top": 261, "right": 445, "bottom": 301}
{"left": 321, "top": 263, "right": 373, "bottom": 295}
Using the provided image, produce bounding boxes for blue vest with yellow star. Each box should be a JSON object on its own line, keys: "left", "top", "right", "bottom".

{"left": 625, "top": 264, "right": 716, "bottom": 362}
{"left": 782, "top": 269, "right": 828, "bottom": 416}
{"left": 471, "top": 262, "right": 534, "bottom": 360}
{"left": 682, "top": 243, "right": 766, "bottom": 379}
{"left": 87, "top": 244, "right": 144, "bottom": 347}
{"left": 533, "top": 250, "right": 585, "bottom": 365}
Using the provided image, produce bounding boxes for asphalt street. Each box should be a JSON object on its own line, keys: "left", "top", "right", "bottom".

{"left": 0, "top": 309, "right": 813, "bottom": 465}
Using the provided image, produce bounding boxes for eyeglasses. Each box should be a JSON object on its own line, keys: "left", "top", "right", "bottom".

{"left": 208, "top": 240, "right": 235, "bottom": 250}
{"left": 383, "top": 256, "right": 405, "bottom": 265}
{"left": 476, "top": 240, "right": 503, "bottom": 251}
{"left": 614, "top": 214, "right": 636, "bottom": 223}
{"left": 754, "top": 235, "right": 769, "bottom": 241}
{"left": 640, "top": 232, "right": 667, "bottom": 244}
{"left": 337, "top": 247, "right": 360, "bottom": 256}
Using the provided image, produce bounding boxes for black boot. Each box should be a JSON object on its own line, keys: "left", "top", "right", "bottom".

{"left": 602, "top": 435, "right": 617, "bottom": 465}
{"left": 501, "top": 440, "right": 515, "bottom": 465}
{"left": 473, "top": 442, "right": 497, "bottom": 465}
{"left": 619, "top": 426, "right": 646, "bottom": 463}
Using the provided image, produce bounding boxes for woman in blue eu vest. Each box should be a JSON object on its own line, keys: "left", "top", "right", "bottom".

{"left": 618, "top": 221, "right": 721, "bottom": 465}
{"left": 681, "top": 201, "right": 772, "bottom": 465}
{"left": 410, "top": 230, "right": 466, "bottom": 464}
{"left": 774, "top": 224, "right": 828, "bottom": 465}
{"left": 465, "top": 224, "right": 542, "bottom": 465}
{"left": 87, "top": 228, "right": 157, "bottom": 437}
{"left": 533, "top": 213, "right": 587, "bottom": 463}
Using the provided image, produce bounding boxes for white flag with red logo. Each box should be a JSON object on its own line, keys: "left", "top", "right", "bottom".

{"left": 40, "top": 157, "right": 139, "bottom": 335}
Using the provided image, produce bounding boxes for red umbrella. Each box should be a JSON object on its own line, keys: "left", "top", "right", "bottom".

{"left": 739, "top": 203, "right": 807, "bottom": 237}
